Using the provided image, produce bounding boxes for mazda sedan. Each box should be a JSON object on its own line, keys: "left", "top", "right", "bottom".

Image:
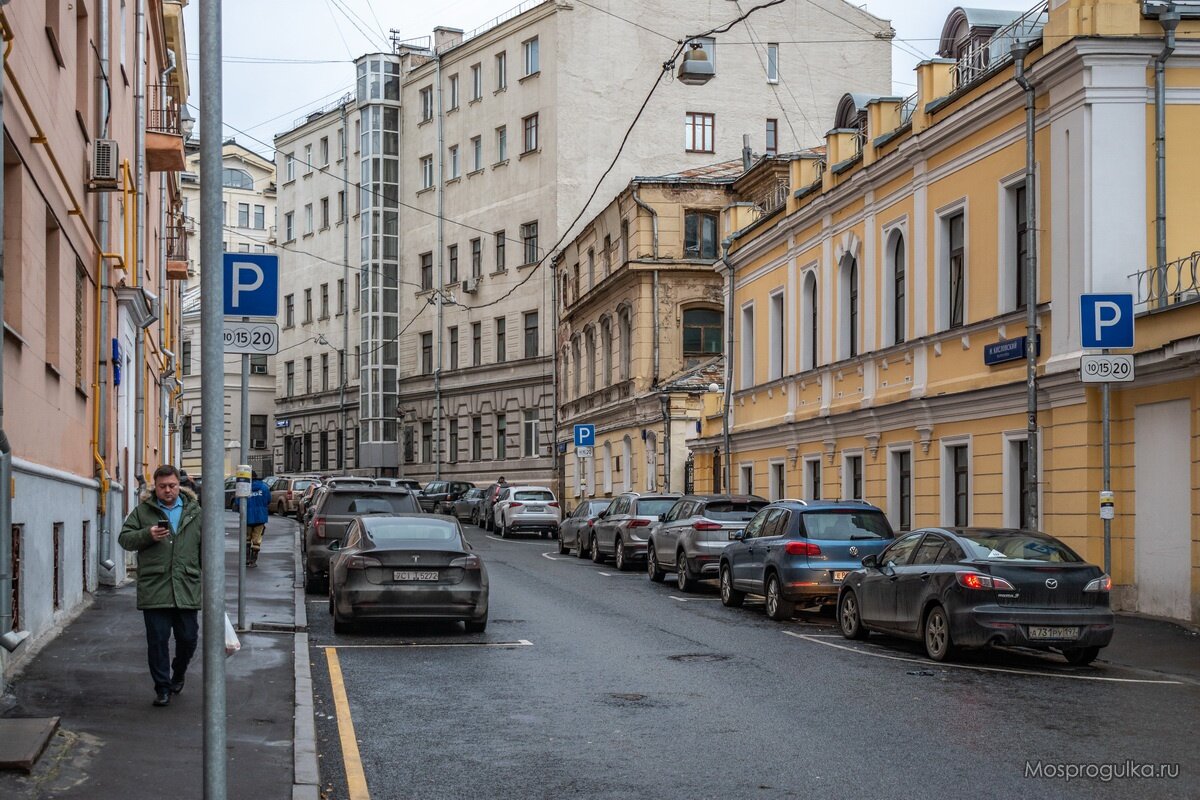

{"left": 327, "top": 514, "right": 488, "bottom": 634}
{"left": 837, "top": 527, "right": 1114, "bottom": 664}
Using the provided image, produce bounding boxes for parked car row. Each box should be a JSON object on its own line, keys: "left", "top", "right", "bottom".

{"left": 558, "top": 492, "right": 1115, "bottom": 666}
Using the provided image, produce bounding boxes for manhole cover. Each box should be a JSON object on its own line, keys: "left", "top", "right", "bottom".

{"left": 668, "top": 653, "right": 730, "bottom": 663}
{"left": 609, "top": 693, "right": 647, "bottom": 703}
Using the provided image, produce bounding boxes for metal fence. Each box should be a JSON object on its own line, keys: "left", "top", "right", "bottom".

{"left": 1130, "top": 251, "right": 1200, "bottom": 310}
{"left": 949, "top": 2, "right": 1049, "bottom": 92}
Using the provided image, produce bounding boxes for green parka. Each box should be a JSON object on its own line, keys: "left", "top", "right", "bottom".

{"left": 117, "top": 487, "right": 203, "bottom": 610}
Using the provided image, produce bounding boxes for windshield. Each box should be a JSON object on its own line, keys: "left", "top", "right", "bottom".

{"left": 801, "top": 511, "right": 892, "bottom": 541}
{"left": 368, "top": 521, "right": 460, "bottom": 542}
{"left": 465, "top": 489, "right": 483, "bottom": 499}
{"left": 957, "top": 531, "right": 1083, "bottom": 563}
{"left": 635, "top": 499, "right": 678, "bottom": 518}
{"left": 327, "top": 493, "right": 418, "bottom": 514}
{"left": 514, "top": 490, "right": 555, "bottom": 502}
{"left": 705, "top": 501, "right": 768, "bottom": 521}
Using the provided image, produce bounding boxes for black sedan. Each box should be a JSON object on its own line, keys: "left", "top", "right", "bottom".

{"left": 837, "top": 527, "right": 1114, "bottom": 665}
{"left": 328, "top": 514, "right": 488, "bottom": 634}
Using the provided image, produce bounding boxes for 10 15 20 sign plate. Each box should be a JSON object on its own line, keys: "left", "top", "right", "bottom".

{"left": 1080, "top": 354, "right": 1134, "bottom": 383}
{"left": 223, "top": 320, "right": 279, "bottom": 355}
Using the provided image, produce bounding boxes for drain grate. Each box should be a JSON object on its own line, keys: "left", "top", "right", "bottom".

{"left": 668, "top": 653, "right": 730, "bottom": 663}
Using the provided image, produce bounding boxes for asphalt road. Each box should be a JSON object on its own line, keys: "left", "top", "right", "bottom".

{"left": 307, "top": 524, "right": 1199, "bottom": 800}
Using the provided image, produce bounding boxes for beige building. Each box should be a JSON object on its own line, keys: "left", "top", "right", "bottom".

{"left": 389, "top": 0, "right": 892, "bottom": 488}
{"left": 273, "top": 96, "right": 362, "bottom": 473}
{"left": 178, "top": 140, "right": 278, "bottom": 477}
{"left": 559, "top": 166, "right": 742, "bottom": 501}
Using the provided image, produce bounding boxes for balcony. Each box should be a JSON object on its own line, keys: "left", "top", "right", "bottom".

{"left": 1131, "top": 252, "right": 1200, "bottom": 312}
{"left": 165, "top": 217, "right": 189, "bottom": 280}
{"left": 146, "top": 82, "right": 186, "bottom": 172}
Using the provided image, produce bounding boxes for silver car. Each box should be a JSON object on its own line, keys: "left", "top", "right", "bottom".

{"left": 451, "top": 487, "right": 486, "bottom": 523}
{"left": 493, "top": 486, "right": 561, "bottom": 538}
{"left": 647, "top": 494, "right": 769, "bottom": 592}
{"left": 558, "top": 499, "right": 612, "bottom": 557}
{"left": 590, "top": 492, "right": 681, "bottom": 571}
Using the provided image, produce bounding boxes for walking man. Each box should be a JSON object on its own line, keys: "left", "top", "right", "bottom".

{"left": 246, "top": 471, "right": 271, "bottom": 567}
{"left": 118, "top": 464, "right": 202, "bottom": 707}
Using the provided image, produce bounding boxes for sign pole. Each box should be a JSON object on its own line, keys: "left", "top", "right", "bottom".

{"left": 1101, "top": 348, "right": 1111, "bottom": 576}
{"left": 238, "top": 320, "right": 249, "bottom": 630}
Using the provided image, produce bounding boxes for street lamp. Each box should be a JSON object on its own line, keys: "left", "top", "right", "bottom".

{"left": 180, "top": 104, "right": 196, "bottom": 141}
{"left": 677, "top": 42, "right": 716, "bottom": 86}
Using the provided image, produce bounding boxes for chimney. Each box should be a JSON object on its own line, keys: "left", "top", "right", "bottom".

{"left": 742, "top": 134, "right": 753, "bottom": 171}
{"left": 433, "top": 27, "right": 464, "bottom": 52}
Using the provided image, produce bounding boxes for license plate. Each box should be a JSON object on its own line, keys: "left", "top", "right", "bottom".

{"left": 1028, "top": 626, "right": 1079, "bottom": 640}
{"left": 833, "top": 571, "right": 849, "bottom": 582}
{"left": 527, "top": 505, "right": 544, "bottom": 512}
{"left": 394, "top": 570, "right": 439, "bottom": 581}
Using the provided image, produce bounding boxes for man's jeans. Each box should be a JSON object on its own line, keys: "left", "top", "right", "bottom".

{"left": 143, "top": 608, "right": 199, "bottom": 692}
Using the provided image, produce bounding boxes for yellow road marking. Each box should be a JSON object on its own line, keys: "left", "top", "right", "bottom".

{"left": 326, "top": 647, "right": 371, "bottom": 800}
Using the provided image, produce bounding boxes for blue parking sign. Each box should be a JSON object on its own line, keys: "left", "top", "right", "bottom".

{"left": 1080, "top": 293, "right": 1134, "bottom": 349}
{"left": 223, "top": 253, "right": 279, "bottom": 318}
{"left": 573, "top": 424, "right": 595, "bottom": 447}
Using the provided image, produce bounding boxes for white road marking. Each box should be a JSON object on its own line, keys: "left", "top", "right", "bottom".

{"left": 782, "top": 631, "right": 1184, "bottom": 685}
{"left": 597, "top": 571, "right": 613, "bottom": 576}
{"left": 331, "top": 639, "right": 534, "bottom": 649}
{"left": 485, "top": 535, "right": 549, "bottom": 545}
{"left": 541, "top": 552, "right": 566, "bottom": 561}
{"left": 669, "top": 596, "right": 689, "bottom": 602}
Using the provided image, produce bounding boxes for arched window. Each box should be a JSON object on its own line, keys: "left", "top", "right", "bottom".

{"left": 841, "top": 254, "right": 859, "bottom": 359}
{"left": 222, "top": 167, "right": 254, "bottom": 190}
{"left": 600, "top": 317, "right": 613, "bottom": 387}
{"left": 585, "top": 326, "right": 596, "bottom": 394}
{"left": 801, "top": 272, "right": 818, "bottom": 371}
{"left": 622, "top": 435, "right": 633, "bottom": 492}
{"left": 893, "top": 234, "right": 906, "bottom": 345}
{"left": 645, "top": 431, "right": 657, "bottom": 491}
{"left": 571, "top": 336, "right": 581, "bottom": 398}
{"left": 682, "top": 308, "right": 723, "bottom": 365}
{"left": 618, "top": 307, "right": 632, "bottom": 381}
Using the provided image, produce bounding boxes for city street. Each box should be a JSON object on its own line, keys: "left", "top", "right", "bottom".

{"left": 308, "top": 526, "right": 1199, "bottom": 800}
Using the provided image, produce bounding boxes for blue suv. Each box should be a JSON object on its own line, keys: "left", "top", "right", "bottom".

{"left": 719, "top": 500, "right": 896, "bottom": 621}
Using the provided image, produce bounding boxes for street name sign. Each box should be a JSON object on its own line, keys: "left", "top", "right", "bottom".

{"left": 573, "top": 424, "right": 595, "bottom": 447}
{"left": 1080, "top": 354, "right": 1134, "bottom": 383}
{"left": 1080, "top": 293, "right": 1134, "bottom": 349}
{"left": 223, "top": 253, "right": 279, "bottom": 318}
{"left": 223, "top": 320, "right": 280, "bottom": 355}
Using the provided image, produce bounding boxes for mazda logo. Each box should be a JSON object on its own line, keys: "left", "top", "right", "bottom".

{"left": 1045, "top": 578, "right": 1058, "bottom": 589}
{"left": 849, "top": 546, "right": 859, "bottom": 557}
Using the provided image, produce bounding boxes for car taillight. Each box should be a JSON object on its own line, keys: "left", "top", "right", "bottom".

{"left": 313, "top": 516, "right": 326, "bottom": 538}
{"left": 344, "top": 555, "right": 381, "bottom": 570}
{"left": 449, "top": 555, "right": 481, "bottom": 570}
{"left": 548, "top": 502, "right": 559, "bottom": 508}
{"left": 784, "top": 540, "right": 822, "bottom": 556}
{"left": 628, "top": 519, "right": 651, "bottom": 528}
{"left": 287, "top": 490, "right": 294, "bottom": 500}
{"left": 1084, "top": 574, "right": 1112, "bottom": 592}
{"left": 956, "top": 571, "right": 1016, "bottom": 590}
{"left": 692, "top": 520, "right": 723, "bottom": 531}
{"left": 509, "top": 502, "right": 524, "bottom": 509}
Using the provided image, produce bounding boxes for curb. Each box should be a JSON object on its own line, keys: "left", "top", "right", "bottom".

{"left": 292, "top": 521, "right": 320, "bottom": 800}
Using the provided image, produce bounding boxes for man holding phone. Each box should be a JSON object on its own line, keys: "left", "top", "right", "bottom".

{"left": 118, "top": 464, "right": 203, "bottom": 707}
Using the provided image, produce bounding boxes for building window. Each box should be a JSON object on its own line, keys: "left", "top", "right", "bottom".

{"left": 740, "top": 465, "right": 754, "bottom": 496}
{"left": 449, "top": 326, "right": 459, "bottom": 370}
{"left": 420, "top": 252, "right": 433, "bottom": 291}
{"left": 420, "top": 86, "right": 433, "bottom": 121}
{"left": 842, "top": 254, "right": 859, "bottom": 359}
{"left": 320, "top": 283, "right": 329, "bottom": 319}
{"left": 521, "top": 221, "right": 538, "bottom": 265}
{"left": 319, "top": 136, "right": 329, "bottom": 165}
{"left": 223, "top": 168, "right": 254, "bottom": 190}
{"left": 304, "top": 357, "right": 313, "bottom": 394}
{"left": 448, "top": 244, "right": 459, "bottom": 283}
{"left": 448, "top": 74, "right": 460, "bottom": 110}
{"left": 421, "top": 332, "right": 433, "bottom": 374}
{"left": 320, "top": 197, "right": 330, "bottom": 229}
{"left": 805, "top": 457, "right": 822, "bottom": 501}
{"left": 685, "top": 112, "right": 715, "bottom": 153}
{"left": 892, "top": 234, "right": 906, "bottom": 345}
{"left": 845, "top": 455, "right": 863, "bottom": 500}
{"left": 420, "top": 155, "right": 434, "bottom": 189}
{"left": 947, "top": 211, "right": 965, "bottom": 329}
{"left": 321, "top": 353, "right": 329, "bottom": 391}
{"left": 523, "top": 37, "right": 539, "bottom": 76}
{"left": 495, "top": 317, "right": 507, "bottom": 362}
{"left": 285, "top": 153, "right": 295, "bottom": 181}
{"left": 523, "top": 409, "right": 540, "bottom": 457}
{"left": 570, "top": 337, "right": 581, "bottom": 397}
{"left": 766, "top": 43, "right": 779, "bottom": 83}
{"left": 524, "top": 311, "right": 539, "bottom": 359}
{"left": 619, "top": 308, "right": 632, "bottom": 381}
{"left": 449, "top": 144, "right": 460, "bottom": 178}
{"left": 304, "top": 203, "right": 313, "bottom": 234}
{"left": 338, "top": 191, "right": 346, "bottom": 222}
{"left": 182, "top": 415, "right": 193, "bottom": 450}
{"left": 684, "top": 211, "right": 718, "bottom": 259}
{"left": 422, "top": 421, "right": 433, "bottom": 463}
{"left": 337, "top": 127, "right": 345, "bottom": 159}
{"left": 683, "top": 308, "right": 722, "bottom": 362}
{"left": 472, "top": 322, "right": 482, "bottom": 366}
{"left": 471, "top": 63, "right": 482, "bottom": 100}
{"left": 587, "top": 249, "right": 595, "bottom": 289}
{"left": 802, "top": 272, "right": 818, "bottom": 371}
{"left": 304, "top": 288, "right": 313, "bottom": 322}
{"left": 472, "top": 416, "right": 482, "bottom": 461}
{"left": 251, "top": 354, "right": 267, "bottom": 374}
{"left": 254, "top": 204, "right": 265, "bottom": 229}
{"left": 182, "top": 340, "right": 192, "bottom": 375}
{"left": 448, "top": 419, "right": 459, "bottom": 463}
{"left": 770, "top": 462, "right": 785, "bottom": 501}
{"left": 765, "top": 118, "right": 778, "bottom": 156}
{"left": 944, "top": 443, "right": 970, "bottom": 526}
{"left": 470, "top": 238, "right": 482, "bottom": 277}
{"left": 495, "top": 414, "right": 507, "bottom": 460}
{"left": 769, "top": 292, "right": 784, "bottom": 380}
{"left": 303, "top": 144, "right": 313, "bottom": 173}
{"left": 600, "top": 318, "right": 613, "bottom": 386}
{"left": 337, "top": 279, "right": 346, "bottom": 314}
{"left": 495, "top": 51, "right": 507, "bottom": 90}
{"left": 891, "top": 449, "right": 912, "bottom": 531}
{"left": 585, "top": 327, "right": 596, "bottom": 393}
{"left": 496, "top": 126, "right": 507, "bottom": 162}
{"left": 1014, "top": 185, "right": 1028, "bottom": 311}
{"left": 471, "top": 136, "right": 482, "bottom": 172}
{"left": 284, "top": 212, "right": 294, "bottom": 241}
{"left": 285, "top": 361, "right": 295, "bottom": 396}
{"left": 522, "top": 113, "right": 539, "bottom": 153}
{"left": 493, "top": 231, "right": 506, "bottom": 273}
{"left": 740, "top": 304, "right": 755, "bottom": 389}
{"left": 237, "top": 203, "right": 250, "bottom": 228}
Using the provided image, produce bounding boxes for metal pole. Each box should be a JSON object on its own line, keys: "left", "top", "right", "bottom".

{"left": 198, "top": 2, "right": 228, "bottom": 797}
{"left": 340, "top": 104, "right": 350, "bottom": 470}
{"left": 1154, "top": 8, "right": 1179, "bottom": 300}
{"left": 97, "top": 0, "right": 115, "bottom": 580}
{"left": 720, "top": 239, "right": 734, "bottom": 494}
{"left": 433, "top": 55, "right": 444, "bottom": 480}
{"left": 1013, "top": 43, "right": 1039, "bottom": 529}
{"left": 238, "top": 346, "right": 248, "bottom": 630}
{"left": 133, "top": 0, "right": 147, "bottom": 490}
{"left": 1102, "top": 351, "right": 1111, "bottom": 576}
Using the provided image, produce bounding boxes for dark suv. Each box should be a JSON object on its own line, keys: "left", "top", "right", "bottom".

{"left": 720, "top": 500, "right": 896, "bottom": 620}
{"left": 303, "top": 487, "right": 421, "bottom": 592}
{"left": 419, "top": 480, "right": 476, "bottom": 514}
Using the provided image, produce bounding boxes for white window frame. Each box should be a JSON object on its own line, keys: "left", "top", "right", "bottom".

{"left": 838, "top": 252, "right": 860, "bottom": 361}
{"left": 841, "top": 449, "right": 865, "bottom": 501}
{"left": 685, "top": 111, "right": 715, "bottom": 154}
{"left": 940, "top": 436, "right": 973, "bottom": 527}
{"left": 420, "top": 86, "right": 433, "bottom": 121}
{"left": 284, "top": 211, "right": 294, "bottom": 241}
{"left": 471, "top": 63, "right": 482, "bottom": 100}
{"left": 449, "top": 145, "right": 460, "bottom": 178}
{"left": 645, "top": 431, "right": 657, "bottom": 491}
{"left": 803, "top": 456, "right": 822, "bottom": 502}
{"left": 1002, "top": 431, "right": 1043, "bottom": 530}
{"left": 768, "top": 289, "right": 784, "bottom": 381}
{"left": 495, "top": 51, "right": 507, "bottom": 90}
{"left": 602, "top": 441, "right": 613, "bottom": 494}
{"left": 768, "top": 460, "right": 786, "bottom": 501}
{"left": 740, "top": 302, "right": 755, "bottom": 389}
{"left": 739, "top": 463, "right": 754, "bottom": 496}
{"left": 935, "top": 199, "right": 969, "bottom": 332}
{"left": 304, "top": 204, "right": 313, "bottom": 235}
{"left": 523, "top": 36, "right": 539, "bottom": 76}
{"left": 523, "top": 410, "right": 540, "bottom": 458}
{"left": 882, "top": 221, "right": 908, "bottom": 347}
{"left": 420, "top": 155, "right": 434, "bottom": 189}
{"left": 471, "top": 136, "right": 483, "bottom": 171}
{"left": 766, "top": 43, "right": 779, "bottom": 83}
{"left": 496, "top": 126, "right": 507, "bottom": 162}
{"left": 448, "top": 74, "right": 459, "bottom": 110}
{"left": 887, "top": 443, "right": 914, "bottom": 532}
{"left": 285, "top": 153, "right": 295, "bottom": 182}
{"left": 997, "top": 172, "right": 1030, "bottom": 316}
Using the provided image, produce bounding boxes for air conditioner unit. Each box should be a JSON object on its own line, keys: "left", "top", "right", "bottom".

{"left": 90, "top": 139, "right": 120, "bottom": 189}
{"left": 251, "top": 439, "right": 267, "bottom": 450}
{"left": 461, "top": 276, "right": 480, "bottom": 294}
{"left": 251, "top": 364, "right": 268, "bottom": 375}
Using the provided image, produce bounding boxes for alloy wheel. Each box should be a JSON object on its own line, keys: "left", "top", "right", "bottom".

{"left": 614, "top": 539, "right": 626, "bottom": 571}
{"left": 676, "top": 557, "right": 692, "bottom": 593}
{"left": 719, "top": 567, "right": 744, "bottom": 607}
{"left": 924, "top": 606, "right": 951, "bottom": 661}
{"left": 840, "top": 590, "right": 868, "bottom": 640}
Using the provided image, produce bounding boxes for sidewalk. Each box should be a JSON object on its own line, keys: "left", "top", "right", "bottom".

{"left": 1101, "top": 613, "right": 1200, "bottom": 684}
{"left": 0, "top": 513, "right": 305, "bottom": 799}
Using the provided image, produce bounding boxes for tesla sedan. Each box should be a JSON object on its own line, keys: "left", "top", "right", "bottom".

{"left": 837, "top": 527, "right": 1114, "bottom": 664}
{"left": 328, "top": 514, "right": 489, "bottom": 634}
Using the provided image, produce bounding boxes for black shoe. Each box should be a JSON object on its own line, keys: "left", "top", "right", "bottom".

{"left": 170, "top": 676, "right": 185, "bottom": 694}
{"left": 153, "top": 690, "right": 171, "bottom": 707}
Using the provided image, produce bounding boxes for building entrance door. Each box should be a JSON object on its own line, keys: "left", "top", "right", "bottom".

{"left": 1134, "top": 398, "right": 1191, "bottom": 621}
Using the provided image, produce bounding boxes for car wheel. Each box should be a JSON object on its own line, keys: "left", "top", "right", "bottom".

{"left": 614, "top": 538, "right": 629, "bottom": 571}
{"left": 590, "top": 534, "right": 604, "bottom": 564}
{"left": 676, "top": 554, "right": 696, "bottom": 593}
{"left": 500, "top": 518, "right": 510, "bottom": 538}
{"left": 647, "top": 546, "right": 665, "bottom": 583}
{"left": 839, "top": 590, "right": 869, "bottom": 640}
{"left": 332, "top": 612, "right": 352, "bottom": 635}
{"left": 923, "top": 604, "right": 954, "bottom": 662}
{"left": 557, "top": 534, "right": 568, "bottom": 555}
{"left": 576, "top": 534, "right": 589, "bottom": 559}
{"left": 720, "top": 565, "right": 744, "bottom": 607}
{"left": 1063, "top": 646, "right": 1100, "bottom": 666}
{"left": 303, "top": 565, "right": 321, "bottom": 595}
{"left": 765, "top": 574, "right": 794, "bottom": 621}
{"left": 464, "top": 613, "right": 488, "bottom": 634}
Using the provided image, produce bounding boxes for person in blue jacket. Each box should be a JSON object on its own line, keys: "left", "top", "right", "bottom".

{"left": 246, "top": 471, "right": 271, "bottom": 568}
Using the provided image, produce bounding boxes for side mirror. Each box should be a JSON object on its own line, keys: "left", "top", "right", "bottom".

{"left": 328, "top": 540, "right": 341, "bottom": 552}
{"left": 861, "top": 554, "right": 878, "bottom": 568}
{"left": 729, "top": 529, "right": 745, "bottom": 541}
{"left": 659, "top": 513, "right": 668, "bottom": 522}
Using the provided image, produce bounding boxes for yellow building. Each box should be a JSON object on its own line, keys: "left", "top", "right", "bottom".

{"left": 558, "top": 166, "right": 741, "bottom": 501}
{"left": 690, "top": 1, "right": 1200, "bottom": 623}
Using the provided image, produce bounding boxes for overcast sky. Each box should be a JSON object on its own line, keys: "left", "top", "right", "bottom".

{"left": 183, "top": 0, "right": 1037, "bottom": 156}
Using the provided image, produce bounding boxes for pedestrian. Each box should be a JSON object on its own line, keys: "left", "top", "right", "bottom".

{"left": 178, "top": 469, "right": 200, "bottom": 502}
{"left": 246, "top": 470, "right": 271, "bottom": 568}
{"left": 118, "top": 464, "right": 202, "bottom": 707}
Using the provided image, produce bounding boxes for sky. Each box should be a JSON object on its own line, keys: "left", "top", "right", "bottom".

{"left": 182, "top": 0, "right": 1038, "bottom": 157}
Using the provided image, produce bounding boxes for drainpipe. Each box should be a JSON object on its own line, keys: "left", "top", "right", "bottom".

{"left": 0, "top": 0, "right": 30, "bottom": 653}
{"left": 1154, "top": 5, "right": 1179, "bottom": 298}
{"left": 721, "top": 237, "right": 734, "bottom": 495}
{"left": 159, "top": 56, "right": 175, "bottom": 463}
{"left": 97, "top": 0, "right": 115, "bottom": 577}
{"left": 661, "top": 394, "right": 672, "bottom": 493}
{"left": 133, "top": 0, "right": 147, "bottom": 488}
{"left": 630, "top": 184, "right": 659, "bottom": 259}
{"left": 1012, "top": 41, "right": 1040, "bottom": 528}
{"left": 433, "top": 54, "right": 444, "bottom": 480}
{"left": 551, "top": 258, "right": 562, "bottom": 497}
{"left": 651, "top": 269, "right": 660, "bottom": 387}
{"left": 340, "top": 103, "right": 350, "bottom": 469}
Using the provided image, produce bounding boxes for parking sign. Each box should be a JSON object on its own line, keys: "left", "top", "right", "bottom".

{"left": 573, "top": 424, "right": 595, "bottom": 448}
{"left": 223, "top": 253, "right": 279, "bottom": 318}
{"left": 1080, "top": 293, "right": 1134, "bottom": 349}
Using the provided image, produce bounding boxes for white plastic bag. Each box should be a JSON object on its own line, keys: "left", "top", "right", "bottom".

{"left": 224, "top": 613, "right": 241, "bottom": 657}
